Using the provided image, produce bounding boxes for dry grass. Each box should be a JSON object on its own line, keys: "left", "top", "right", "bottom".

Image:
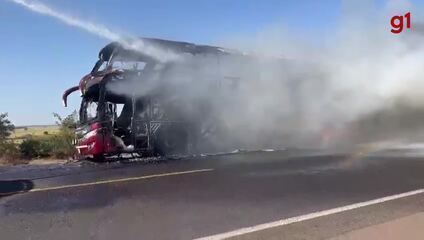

{"left": 9, "top": 125, "right": 60, "bottom": 143}
{"left": 0, "top": 157, "right": 30, "bottom": 166}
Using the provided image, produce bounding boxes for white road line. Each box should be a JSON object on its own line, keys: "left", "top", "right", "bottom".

{"left": 29, "top": 168, "right": 213, "bottom": 193}
{"left": 195, "top": 188, "right": 424, "bottom": 240}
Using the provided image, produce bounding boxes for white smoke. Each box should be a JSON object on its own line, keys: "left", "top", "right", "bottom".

{"left": 10, "top": 0, "right": 179, "bottom": 62}
{"left": 184, "top": 0, "right": 424, "bottom": 148}
{"left": 96, "top": 0, "right": 424, "bottom": 150}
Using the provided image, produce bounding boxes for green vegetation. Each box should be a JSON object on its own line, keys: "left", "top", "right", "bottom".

{"left": 0, "top": 113, "right": 21, "bottom": 164}
{"left": 0, "top": 113, "right": 14, "bottom": 139}
{"left": 0, "top": 112, "right": 78, "bottom": 165}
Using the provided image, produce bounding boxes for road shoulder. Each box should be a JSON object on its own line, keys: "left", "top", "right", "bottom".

{"left": 226, "top": 193, "right": 424, "bottom": 240}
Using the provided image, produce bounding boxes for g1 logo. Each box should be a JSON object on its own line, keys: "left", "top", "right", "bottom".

{"left": 391, "top": 12, "right": 411, "bottom": 34}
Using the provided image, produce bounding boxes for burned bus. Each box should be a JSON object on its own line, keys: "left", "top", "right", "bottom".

{"left": 62, "top": 38, "right": 244, "bottom": 160}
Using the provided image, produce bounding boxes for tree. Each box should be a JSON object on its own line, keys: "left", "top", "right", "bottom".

{"left": 0, "top": 113, "right": 15, "bottom": 139}
{"left": 53, "top": 111, "right": 78, "bottom": 130}
{"left": 50, "top": 111, "right": 78, "bottom": 158}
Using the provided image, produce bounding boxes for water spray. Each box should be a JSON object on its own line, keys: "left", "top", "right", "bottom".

{"left": 10, "top": 0, "right": 179, "bottom": 62}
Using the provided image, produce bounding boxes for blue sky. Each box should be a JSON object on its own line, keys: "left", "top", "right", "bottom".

{"left": 0, "top": 0, "right": 413, "bottom": 125}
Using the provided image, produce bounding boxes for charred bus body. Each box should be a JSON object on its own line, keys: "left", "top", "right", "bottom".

{"left": 62, "top": 38, "right": 244, "bottom": 160}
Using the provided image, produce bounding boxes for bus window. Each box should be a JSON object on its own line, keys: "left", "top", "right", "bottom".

{"left": 111, "top": 61, "right": 146, "bottom": 71}
{"left": 80, "top": 100, "right": 98, "bottom": 123}
{"left": 86, "top": 101, "right": 98, "bottom": 120}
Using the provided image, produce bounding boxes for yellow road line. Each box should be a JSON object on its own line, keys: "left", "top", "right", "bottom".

{"left": 29, "top": 168, "right": 214, "bottom": 193}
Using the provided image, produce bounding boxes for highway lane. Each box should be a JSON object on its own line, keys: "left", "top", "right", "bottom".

{"left": 1, "top": 149, "right": 424, "bottom": 239}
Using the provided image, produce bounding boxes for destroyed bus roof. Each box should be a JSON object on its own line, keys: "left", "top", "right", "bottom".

{"left": 98, "top": 37, "right": 240, "bottom": 63}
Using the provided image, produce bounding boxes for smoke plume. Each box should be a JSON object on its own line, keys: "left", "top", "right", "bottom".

{"left": 154, "top": 0, "right": 424, "bottom": 150}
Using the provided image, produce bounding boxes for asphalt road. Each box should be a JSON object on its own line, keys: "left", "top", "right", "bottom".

{"left": 1, "top": 148, "right": 424, "bottom": 240}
